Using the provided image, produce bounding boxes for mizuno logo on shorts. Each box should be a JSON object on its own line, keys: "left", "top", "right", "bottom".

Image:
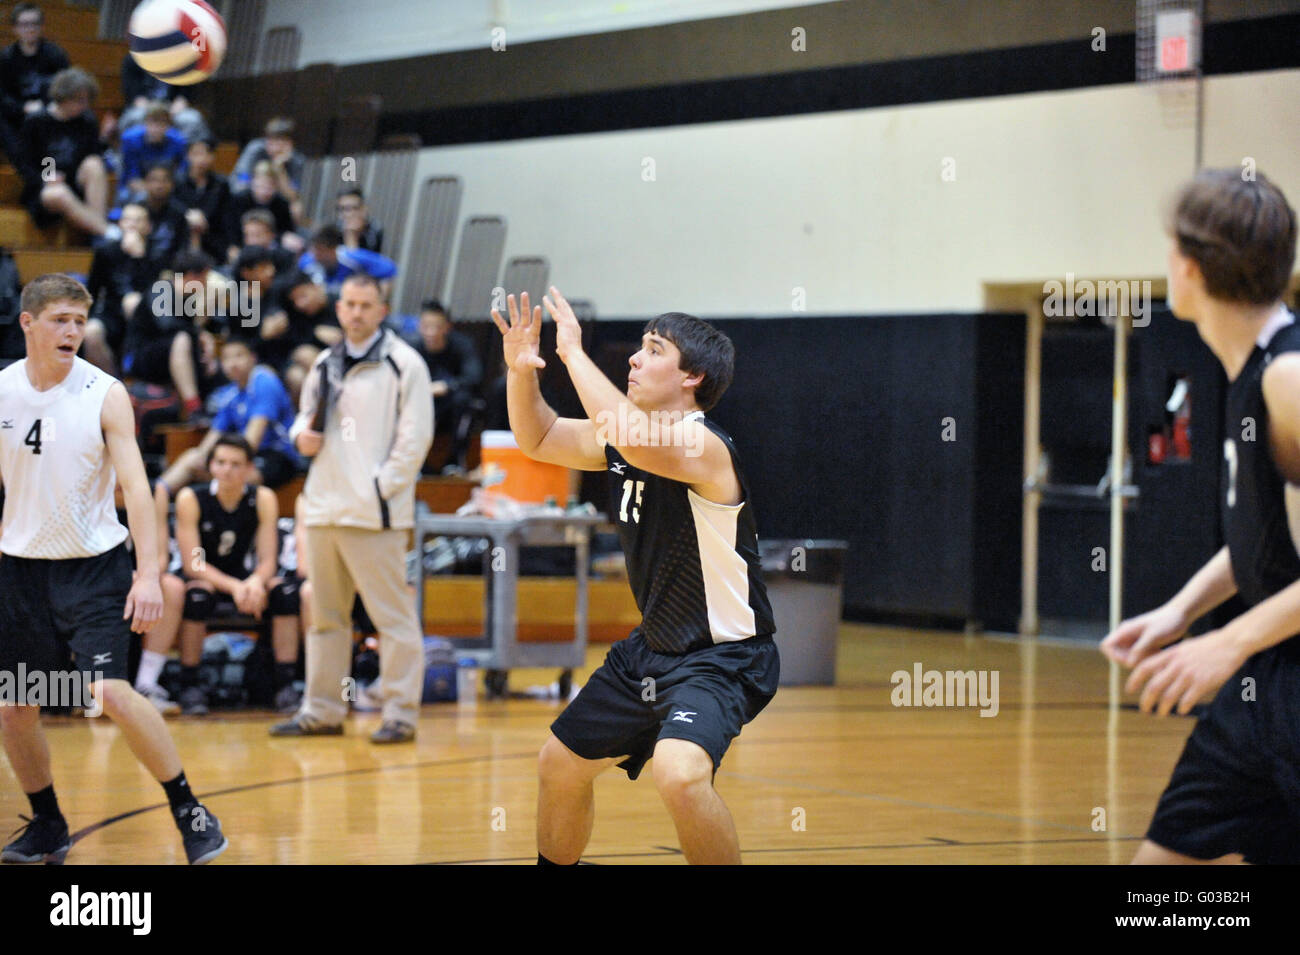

{"left": 671, "top": 711, "right": 696, "bottom": 723}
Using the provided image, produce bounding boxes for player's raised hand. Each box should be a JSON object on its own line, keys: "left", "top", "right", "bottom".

{"left": 124, "top": 574, "right": 164, "bottom": 634}
{"left": 1100, "top": 603, "right": 1188, "bottom": 667}
{"left": 542, "top": 286, "right": 583, "bottom": 360}
{"left": 1125, "top": 631, "right": 1245, "bottom": 716}
{"left": 491, "top": 291, "right": 545, "bottom": 373}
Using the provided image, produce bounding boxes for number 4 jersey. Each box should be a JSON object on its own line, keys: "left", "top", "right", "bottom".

{"left": 0, "top": 357, "right": 129, "bottom": 559}
{"left": 605, "top": 411, "right": 774, "bottom": 655}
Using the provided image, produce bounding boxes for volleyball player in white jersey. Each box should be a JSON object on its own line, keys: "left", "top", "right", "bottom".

{"left": 0, "top": 274, "right": 227, "bottom": 865}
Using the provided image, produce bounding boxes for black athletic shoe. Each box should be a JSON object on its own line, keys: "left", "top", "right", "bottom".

{"left": 269, "top": 716, "right": 344, "bottom": 737}
{"left": 176, "top": 803, "right": 228, "bottom": 865}
{"left": 2, "top": 814, "right": 71, "bottom": 864}
{"left": 179, "top": 686, "right": 209, "bottom": 716}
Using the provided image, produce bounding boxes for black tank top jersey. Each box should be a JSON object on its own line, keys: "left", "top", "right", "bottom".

{"left": 605, "top": 413, "right": 774, "bottom": 655}
{"left": 191, "top": 482, "right": 259, "bottom": 579}
{"left": 1222, "top": 315, "right": 1300, "bottom": 608}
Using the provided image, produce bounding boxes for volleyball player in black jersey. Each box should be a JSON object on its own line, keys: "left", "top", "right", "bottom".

{"left": 492, "top": 287, "right": 779, "bottom": 865}
{"left": 1102, "top": 169, "right": 1300, "bottom": 864}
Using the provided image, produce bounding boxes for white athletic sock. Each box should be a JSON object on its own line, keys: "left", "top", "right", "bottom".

{"left": 136, "top": 650, "right": 168, "bottom": 691}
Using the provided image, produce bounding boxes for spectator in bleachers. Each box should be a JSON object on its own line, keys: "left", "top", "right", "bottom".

{"left": 229, "top": 161, "right": 300, "bottom": 252}
{"left": 337, "top": 187, "right": 383, "bottom": 253}
{"left": 235, "top": 209, "right": 295, "bottom": 275}
{"left": 138, "top": 160, "right": 190, "bottom": 266}
{"left": 411, "top": 300, "right": 483, "bottom": 474}
{"left": 160, "top": 434, "right": 301, "bottom": 716}
{"left": 276, "top": 269, "right": 342, "bottom": 402}
{"left": 234, "top": 244, "right": 288, "bottom": 355}
{"left": 0, "top": 3, "right": 66, "bottom": 165}
{"left": 17, "top": 66, "right": 113, "bottom": 239}
{"left": 84, "top": 201, "right": 166, "bottom": 373}
{"left": 175, "top": 136, "right": 235, "bottom": 263}
{"left": 157, "top": 336, "right": 304, "bottom": 496}
{"left": 123, "top": 250, "right": 215, "bottom": 420}
{"left": 233, "top": 116, "right": 303, "bottom": 203}
{"left": 118, "top": 51, "right": 209, "bottom": 143}
{"left": 298, "top": 224, "right": 397, "bottom": 299}
{"left": 118, "top": 101, "right": 188, "bottom": 202}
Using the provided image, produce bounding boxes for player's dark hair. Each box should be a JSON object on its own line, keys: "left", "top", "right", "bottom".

{"left": 420, "top": 299, "right": 448, "bottom": 318}
{"left": 337, "top": 187, "right": 364, "bottom": 202}
{"left": 143, "top": 160, "right": 175, "bottom": 180}
{"left": 642, "top": 312, "right": 735, "bottom": 412}
{"left": 188, "top": 136, "right": 217, "bottom": 152}
{"left": 311, "top": 225, "right": 343, "bottom": 249}
{"left": 207, "top": 433, "right": 254, "bottom": 467}
{"left": 1167, "top": 169, "right": 1297, "bottom": 305}
{"left": 12, "top": 4, "right": 42, "bottom": 26}
{"left": 20, "top": 273, "right": 91, "bottom": 319}
{"left": 48, "top": 67, "right": 97, "bottom": 103}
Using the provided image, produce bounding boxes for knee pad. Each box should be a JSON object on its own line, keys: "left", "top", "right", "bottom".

{"left": 182, "top": 587, "right": 216, "bottom": 621}
{"left": 268, "top": 578, "right": 301, "bottom": 617}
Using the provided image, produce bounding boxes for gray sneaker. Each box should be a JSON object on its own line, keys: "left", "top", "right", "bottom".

{"left": 138, "top": 684, "right": 180, "bottom": 716}
{"left": 370, "top": 720, "right": 416, "bottom": 744}
{"left": 178, "top": 686, "right": 209, "bottom": 716}
{"left": 269, "top": 716, "right": 343, "bottom": 737}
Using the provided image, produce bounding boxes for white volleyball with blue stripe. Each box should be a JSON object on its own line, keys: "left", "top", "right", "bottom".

{"left": 128, "top": 0, "right": 227, "bottom": 86}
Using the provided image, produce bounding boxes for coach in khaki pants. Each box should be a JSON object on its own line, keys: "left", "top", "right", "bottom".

{"left": 271, "top": 274, "right": 432, "bottom": 743}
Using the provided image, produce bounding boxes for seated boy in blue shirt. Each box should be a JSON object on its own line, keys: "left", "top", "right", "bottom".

{"left": 157, "top": 335, "right": 303, "bottom": 493}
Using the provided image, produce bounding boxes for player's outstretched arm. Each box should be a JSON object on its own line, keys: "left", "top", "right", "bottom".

{"left": 102, "top": 382, "right": 163, "bottom": 633}
{"left": 1101, "top": 545, "right": 1236, "bottom": 667}
{"left": 491, "top": 291, "right": 605, "bottom": 471}
{"left": 542, "top": 286, "right": 739, "bottom": 502}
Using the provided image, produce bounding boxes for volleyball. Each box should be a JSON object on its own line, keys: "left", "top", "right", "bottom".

{"left": 127, "top": 0, "right": 227, "bottom": 86}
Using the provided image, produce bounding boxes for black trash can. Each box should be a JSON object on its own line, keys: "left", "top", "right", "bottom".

{"left": 759, "top": 539, "right": 848, "bottom": 686}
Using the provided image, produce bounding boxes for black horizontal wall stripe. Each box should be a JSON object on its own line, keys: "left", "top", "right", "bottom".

{"left": 378, "top": 13, "right": 1300, "bottom": 147}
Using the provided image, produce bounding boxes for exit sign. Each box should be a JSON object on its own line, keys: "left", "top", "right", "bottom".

{"left": 1155, "top": 9, "right": 1198, "bottom": 74}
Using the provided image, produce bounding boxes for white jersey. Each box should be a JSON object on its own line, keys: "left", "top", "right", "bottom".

{"left": 0, "top": 357, "right": 129, "bottom": 559}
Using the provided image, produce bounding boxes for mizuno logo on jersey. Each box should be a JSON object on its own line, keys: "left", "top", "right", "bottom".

{"left": 93, "top": 653, "right": 112, "bottom": 665}
{"left": 609, "top": 463, "right": 627, "bottom": 474}
{"left": 0, "top": 420, "right": 10, "bottom": 429}
{"left": 670, "top": 711, "right": 697, "bottom": 723}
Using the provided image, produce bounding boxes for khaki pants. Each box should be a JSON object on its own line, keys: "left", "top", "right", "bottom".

{"left": 300, "top": 525, "right": 423, "bottom": 727}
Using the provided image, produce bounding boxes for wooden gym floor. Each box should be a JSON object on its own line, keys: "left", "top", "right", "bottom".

{"left": 0, "top": 624, "right": 1190, "bottom": 864}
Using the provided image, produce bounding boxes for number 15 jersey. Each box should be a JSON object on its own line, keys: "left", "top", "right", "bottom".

{"left": 605, "top": 411, "right": 774, "bottom": 655}
{"left": 0, "top": 357, "right": 129, "bottom": 559}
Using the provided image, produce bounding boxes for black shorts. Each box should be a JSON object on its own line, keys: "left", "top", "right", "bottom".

{"left": 550, "top": 631, "right": 779, "bottom": 780}
{"left": 1146, "top": 642, "right": 1300, "bottom": 864}
{"left": 0, "top": 542, "right": 134, "bottom": 682}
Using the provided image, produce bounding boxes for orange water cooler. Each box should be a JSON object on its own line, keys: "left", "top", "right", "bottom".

{"left": 478, "top": 430, "right": 571, "bottom": 503}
